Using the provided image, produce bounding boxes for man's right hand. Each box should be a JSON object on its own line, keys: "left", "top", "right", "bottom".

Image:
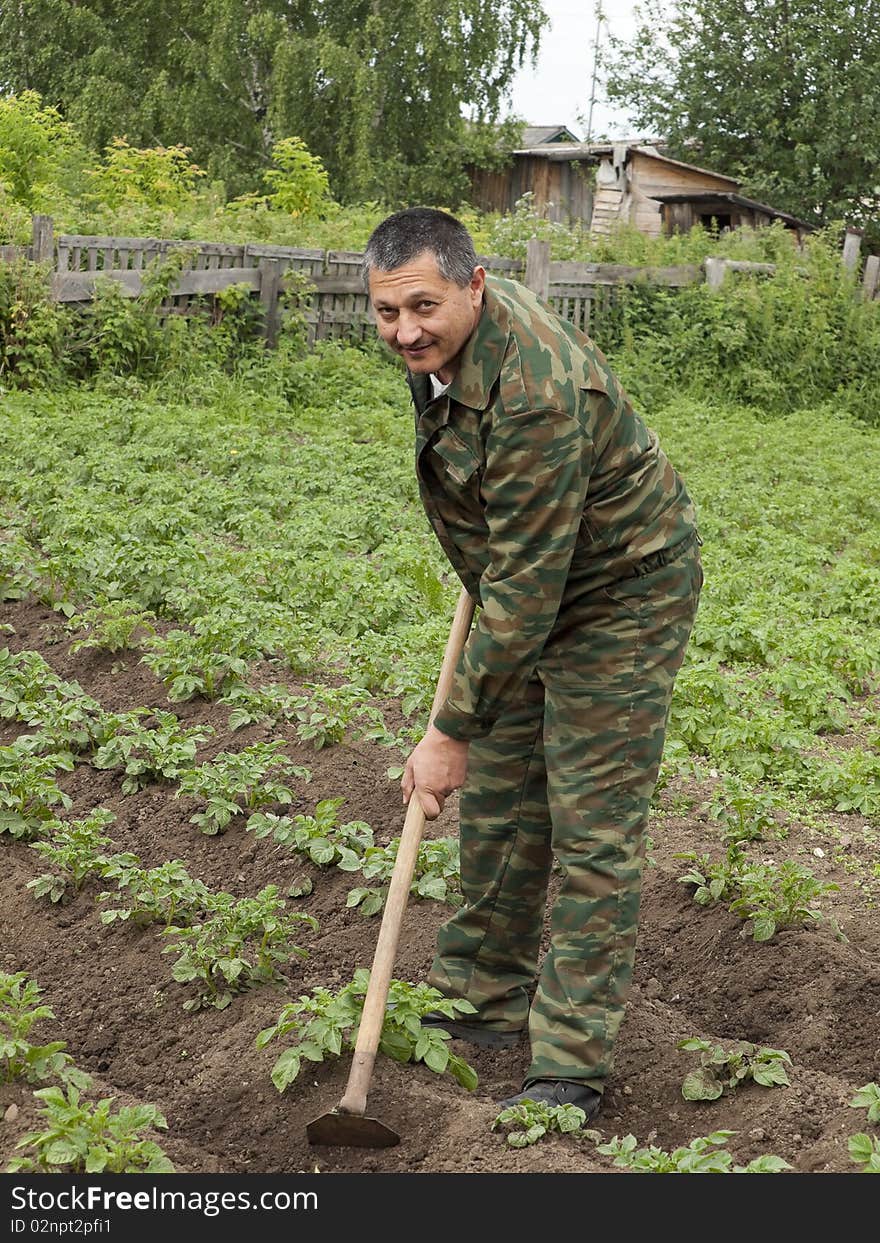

{"left": 401, "top": 724, "right": 469, "bottom": 819}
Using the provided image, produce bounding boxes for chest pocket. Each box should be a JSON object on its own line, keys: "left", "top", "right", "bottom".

{"left": 432, "top": 427, "right": 481, "bottom": 486}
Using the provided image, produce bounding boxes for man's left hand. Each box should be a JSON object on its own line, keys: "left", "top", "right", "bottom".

{"left": 402, "top": 724, "right": 469, "bottom": 820}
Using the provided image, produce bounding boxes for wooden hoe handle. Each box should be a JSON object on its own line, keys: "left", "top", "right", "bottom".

{"left": 337, "top": 585, "right": 476, "bottom": 1116}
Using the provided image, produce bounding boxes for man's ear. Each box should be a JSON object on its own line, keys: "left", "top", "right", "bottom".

{"left": 470, "top": 265, "right": 486, "bottom": 305}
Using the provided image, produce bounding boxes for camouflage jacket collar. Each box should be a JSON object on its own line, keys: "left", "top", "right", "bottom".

{"left": 447, "top": 279, "right": 511, "bottom": 411}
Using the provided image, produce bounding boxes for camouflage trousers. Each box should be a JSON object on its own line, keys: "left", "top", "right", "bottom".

{"left": 428, "top": 536, "right": 702, "bottom": 1090}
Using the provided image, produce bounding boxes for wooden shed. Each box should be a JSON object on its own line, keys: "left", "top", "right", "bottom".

{"left": 467, "top": 126, "right": 593, "bottom": 223}
{"left": 467, "top": 139, "right": 813, "bottom": 239}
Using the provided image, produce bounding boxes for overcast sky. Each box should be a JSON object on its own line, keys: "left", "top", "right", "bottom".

{"left": 505, "top": 1, "right": 667, "bottom": 140}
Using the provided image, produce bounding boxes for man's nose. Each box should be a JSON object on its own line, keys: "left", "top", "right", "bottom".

{"left": 396, "top": 313, "right": 422, "bottom": 346}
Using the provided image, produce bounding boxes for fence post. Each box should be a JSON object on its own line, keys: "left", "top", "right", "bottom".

{"left": 524, "top": 238, "right": 550, "bottom": 301}
{"left": 841, "top": 226, "right": 863, "bottom": 273}
{"left": 31, "top": 214, "right": 55, "bottom": 265}
{"left": 258, "top": 257, "right": 283, "bottom": 346}
{"left": 704, "top": 256, "right": 728, "bottom": 289}
{"left": 862, "top": 254, "right": 880, "bottom": 301}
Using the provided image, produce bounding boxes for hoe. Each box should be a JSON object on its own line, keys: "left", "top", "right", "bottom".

{"left": 306, "top": 585, "right": 475, "bottom": 1148}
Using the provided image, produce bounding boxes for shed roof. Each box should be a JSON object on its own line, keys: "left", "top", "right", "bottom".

{"left": 509, "top": 141, "right": 740, "bottom": 188}
{"left": 648, "top": 190, "right": 815, "bottom": 231}
{"left": 520, "top": 125, "right": 581, "bottom": 146}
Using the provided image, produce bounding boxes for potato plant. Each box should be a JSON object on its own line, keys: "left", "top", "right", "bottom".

{"left": 141, "top": 628, "right": 250, "bottom": 701}
{"left": 0, "top": 972, "right": 87, "bottom": 1087}
{"left": 98, "top": 857, "right": 214, "bottom": 928}
{"left": 848, "top": 1083, "right": 880, "bottom": 1172}
{"left": 162, "top": 885, "right": 318, "bottom": 1010}
{"left": 257, "top": 972, "right": 478, "bottom": 1093}
{"left": 0, "top": 742, "right": 73, "bottom": 839}
{"left": 597, "top": 1131, "right": 791, "bottom": 1173}
{"left": 246, "top": 796, "right": 373, "bottom": 868}
{"left": 8, "top": 1082, "right": 174, "bottom": 1173}
{"left": 92, "top": 710, "right": 214, "bottom": 793}
{"left": 848, "top": 1133, "right": 880, "bottom": 1173}
{"left": 676, "top": 844, "right": 839, "bottom": 941}
{"left": 176, "top": 741, "right": 312, "bottom": 834}
{"left": 491, "top": 1100, "right": 597, "bottom": 1148}
{"left": 346, "top": 835, "right": 462, "bottom": 916}
{"left": 67, "top": 599, "right": 157, "bottom": 653}
{"left": 0, "top": 648, "right": 106, "bottom": 755}
{"left": 677, "top": 1038, "right": 792, "bottom": 1101}
{"left": 27, "top": 807, "right": 119, "bottom": 902}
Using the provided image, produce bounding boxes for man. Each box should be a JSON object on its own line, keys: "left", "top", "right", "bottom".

{"left": 363, "top": 207, "right": 702, "bottom": 1119}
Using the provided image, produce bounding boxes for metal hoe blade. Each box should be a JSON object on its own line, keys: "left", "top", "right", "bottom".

{"left": 306, "top": 1108, "right": 400, "bottom": 1148}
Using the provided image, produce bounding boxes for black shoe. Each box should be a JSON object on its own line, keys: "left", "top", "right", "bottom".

{"left": 420, "top": 1011, "right": 525, "bottom": 1049}
{"left": 498, "top": 1078, "right": 602, "bottom": 1119}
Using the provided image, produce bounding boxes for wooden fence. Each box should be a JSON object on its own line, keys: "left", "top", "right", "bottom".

{"left": 2, "top": 216, "right": 878, "bottom": 348}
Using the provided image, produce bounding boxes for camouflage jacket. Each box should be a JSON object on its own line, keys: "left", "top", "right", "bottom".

{"left": 407, "top": 274, "right": 698, "bottom": 741}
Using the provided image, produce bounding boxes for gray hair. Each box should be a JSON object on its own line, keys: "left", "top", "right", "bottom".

{"left": 362, "top": 207, "right": 478, "bottom": 290}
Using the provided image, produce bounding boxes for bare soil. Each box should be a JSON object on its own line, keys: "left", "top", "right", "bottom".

{"left": 2, "top": 600, "right": 878, "bottom": 1175}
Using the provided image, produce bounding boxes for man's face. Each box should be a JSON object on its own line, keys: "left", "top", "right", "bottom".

{"left": 368, "top": 252, "right": 485, "bottom": 383}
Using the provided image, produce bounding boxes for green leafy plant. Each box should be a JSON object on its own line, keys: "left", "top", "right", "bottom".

{"left": 87, "top": 138, "right": 205, "bottom": 211}
{"left": 176, "top": 741, "right": 311, "bottom": 834}
{"left": 98, "top": 858, "right": 213, "bottom": 928}
{"left": 262, "top": 137, "right": 333, "bottom": 218}
{"left": 247, "top": 796, "right": 373, "bottom": 869}
{"left": 141, "top": 627, "right": 250, "bottom": 701}
{"left": 597, "top": 1130, "right": 791, "bottom": 1173}
{"left": 257, "top": 972, "right": 478, "bottom": 1093}
{"left": 0, "top": 742, "right": 73, "bottom": 839}
{"left": 677, "top": 842, "right": 839, "bottom": 942}
{"left": 27, "top": 808, "right": 118, "bottom": 903}
{"left": 678, "top": 1038, "right": 791, "bottom": 1101}
{"left": 8, "top": 1082, "right": 174, "bottom": 1173}
{"left": 67, "top": 599, "right": 157, "bottom": 653}
{"left": 849, "top": 1082, "right": 880, "bottom": 1124}
{"left": 162, "top": 885, "right": 317, "bottom": 1010}
{"left": 848, "top": 1132, "right": 880, "bottom": 1173}
{"left": 0, "top": 650, "right": 108, "bottom": 754}
{"left": 729, "top": 860, "right": 838, "bottom": 942}
{"left": 675, "top": 839, "right": 748, "bottom": 906}
{"left": 347, "top": 836, "right": 463, "bottom": 917}
{"left": 491, "top": 1099, "right": 598, "bottom": 1148}
{"left": 219, "top": 681, "right": 304, "bottom": 731}
{"left": 92, "top": 710, "right": 214, "bottom": 793}
{"left": 0, "top": 972, "right": 88, "bottom": 1087}
{"left": 707, "top": 775, "right": 785, "bottom": 843}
